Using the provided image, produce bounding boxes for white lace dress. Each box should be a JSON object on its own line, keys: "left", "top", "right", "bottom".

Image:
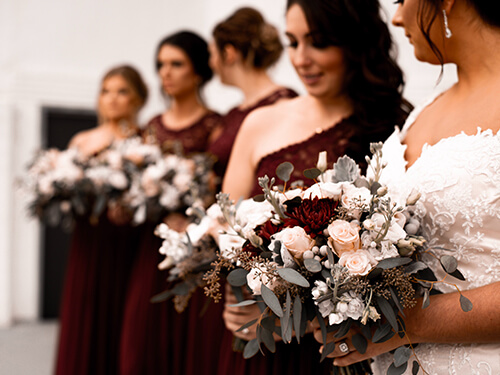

{"left": 371, "top": 99, "right": 500, "bottom": 375}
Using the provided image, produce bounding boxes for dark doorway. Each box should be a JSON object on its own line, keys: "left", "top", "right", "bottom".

{"left": 40, "top": 107, "right": 97, "bottom": 319}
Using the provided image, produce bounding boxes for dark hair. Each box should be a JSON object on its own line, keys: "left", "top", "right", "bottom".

{"left": 416, "top": 0, "right": 500, "bottom": 66}
{"left": 287, "top": 0, "right": 412, "bottom": 129}
{"left": 102, "top": 65, "right": 148, "bottom": 107}
{"left": 213, "top": 7, "right": 283, "bottom": 69}
{"left": 155, "top": 31, "right": 213, "bottom": 87}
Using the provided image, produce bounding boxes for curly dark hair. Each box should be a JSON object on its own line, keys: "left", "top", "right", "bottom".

{"left": 287, "top": 0, "right": 412, "bottom": 129}
{"left": 155, "top": 31, "right": 213, "bottom": 87}
{"left": 415, "top": 0, "right": 500, "bottom": 65}
{"left": 212, "top": 7, "right": 283, "bottom": 70}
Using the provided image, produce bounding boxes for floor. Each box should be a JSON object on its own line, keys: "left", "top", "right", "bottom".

{"left": 0, "top": 321, "right": 58, "bottom": 375}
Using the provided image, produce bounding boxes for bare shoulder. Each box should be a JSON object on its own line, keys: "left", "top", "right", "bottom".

{"left": 239, "top": 96, "right": 304, "bottom": 134}
{"left": 68, "top": 128, "right": 95, "bottom": 148}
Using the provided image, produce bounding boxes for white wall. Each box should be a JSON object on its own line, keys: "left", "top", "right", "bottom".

{"left": 0, "top": 0, "right": 457, "bottom": 327}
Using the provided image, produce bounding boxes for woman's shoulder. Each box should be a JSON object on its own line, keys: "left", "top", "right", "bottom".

{"left": 68, "top": 127, "right": 99, "bottom": 148}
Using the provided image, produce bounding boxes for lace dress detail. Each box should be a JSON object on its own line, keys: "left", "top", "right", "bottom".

{"left": 372, "top": 99, "right": 500, "bottom": 374}
{"left": 250, "top": 115, "right": 393, "bottom": 196}
{"left": 143, "top": 111, "right": 222, "bottom": 154}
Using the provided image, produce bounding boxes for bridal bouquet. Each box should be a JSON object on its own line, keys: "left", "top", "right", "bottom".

{"left": 202, "top": 144, "right": 471, "bottom": 374}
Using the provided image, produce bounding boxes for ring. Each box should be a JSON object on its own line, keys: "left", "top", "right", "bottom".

{"left": 338, "top": 341, "right": 350, "bottom": 354}
{"left": 242, "top": 328, "right": 250, "bottom": 335}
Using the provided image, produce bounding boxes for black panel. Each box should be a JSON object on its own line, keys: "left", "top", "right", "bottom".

{"left": 40, "top": 107, "right": 97, "bottom": 319}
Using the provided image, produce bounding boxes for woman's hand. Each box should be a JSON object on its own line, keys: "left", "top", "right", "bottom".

{"left": 312, "top": 319, "right": 409, "bottom": 366}
{"left": 222, "top": 283, "right": 261, "bottom": 341}
{"left": 163, "top": 212, "right": 189, "bottom": 232}
{"left": 107, "top": 201, "right": 133, "bottom": 226}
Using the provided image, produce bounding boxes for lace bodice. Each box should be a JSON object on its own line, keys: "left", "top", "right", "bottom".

{"left": 372, "top": 108, "right": 500, "bottom": 374}
{"left": 142, "top": 111, "right": 222, "bottom": 154}
{"left": 250, "top": 115, "right": 394, "bottom": 197}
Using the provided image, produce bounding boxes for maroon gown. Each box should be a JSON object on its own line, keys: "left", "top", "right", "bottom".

{"left": 216, "top": 115, "right": 395, "bottom": 375}
{"left": 55, "top": 215, "right": 142, "bottom": 375}
{"left": 208, "top": 88, "right": 298, "bottom": 179}
{"left": 119, "top": 111, "right": 224, "bottom": 375}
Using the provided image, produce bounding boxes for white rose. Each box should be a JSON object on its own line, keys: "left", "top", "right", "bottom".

{"left": 302, "top": 182, "right": 343, "bottom": 200}
{"left": 109, "top": 171, "right": 128, "bottom": 190}
{"left": 370, "top": 213, "right": 407, "bottom": 243}
{"left": 235, "top": 199, "right": 274, "bottom": 233}
{"left": 340, "top": 184, "right": 371, "bottom": 219}
{"left": 338, "top": 250, "right": 377, "bottom": 276}
{"left": 272, "top": 188, "right": 304, "bottom": 205}
{"left": 327, "top": 220, "right": 361, "bottom": 256}
{"left": 218, "top": 233, "right": 245, "bottom": 261}
{"left": 246, "top": 264, "right": 276, "bottom": 295}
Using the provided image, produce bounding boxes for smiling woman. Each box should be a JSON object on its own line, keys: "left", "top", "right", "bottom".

{"left": 217, "top": 0, "right": 412, "bottom": 374}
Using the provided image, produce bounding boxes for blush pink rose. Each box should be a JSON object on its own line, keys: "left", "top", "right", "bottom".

{"left": 273, "top": 226, "right": 314, "bottom": 260}
{"left": 338, "top": 250, "right": 376, "bottom": 275}
{"left": 327, "top": 220, "right": 361, "bottom": 256}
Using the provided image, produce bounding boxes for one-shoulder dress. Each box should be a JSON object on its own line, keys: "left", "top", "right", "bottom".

{"left": 217, "top": 114, "right": 396, "bottom": 375}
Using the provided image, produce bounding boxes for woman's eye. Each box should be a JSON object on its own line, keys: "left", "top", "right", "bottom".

{"left": 393, "top": 0, "right": 404, "bottom": 4}
{"left": 287, "top": 41, "right": 298, "bottom": 48}
{"left": 171, "top": 61, "right": 183, "bottom": 67}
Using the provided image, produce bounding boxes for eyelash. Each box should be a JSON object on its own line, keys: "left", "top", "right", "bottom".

{"left": 393, "top": 0, "right": 404, "bottom": 4}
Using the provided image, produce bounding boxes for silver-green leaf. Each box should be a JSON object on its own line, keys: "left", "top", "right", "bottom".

{"left": 276, "top": 268, "right": 310, "bottom": 287}
{"left": 261, "top": 284, "right": 284, "bottom": 317}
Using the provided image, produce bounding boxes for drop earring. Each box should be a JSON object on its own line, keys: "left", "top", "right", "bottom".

{"left": 443, "top": 10, "right": 452, "bottom": 39}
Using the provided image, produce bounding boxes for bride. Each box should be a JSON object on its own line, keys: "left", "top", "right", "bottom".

{"left": 315, "top": 0, "right": 500, "bottom": 373}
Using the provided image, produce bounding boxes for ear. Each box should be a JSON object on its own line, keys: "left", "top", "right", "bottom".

{"left": 223, "top": 44, "right": 238, "bottom": 65}
{"left": 442, "top": 0, "right": 456, "bottom": 14}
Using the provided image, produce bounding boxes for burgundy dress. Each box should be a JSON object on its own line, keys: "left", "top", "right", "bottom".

{"left": 208, "top": 88, "right": 298, "bottom": 179}
{"left": 119, "top": 112, "right": 224, "bottom": 375}
{"left": 217, "top": 115, "right": 395, "bottom": 375}
{"left": 55, "top": 216, "right": 142, "bottom": 375}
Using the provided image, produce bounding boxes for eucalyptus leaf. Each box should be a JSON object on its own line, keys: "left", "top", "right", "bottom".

{"left": 261, "top": 316, "right": 276, "bottom": 332}
{"left": 370, "top": 181, "right": 382, "bottom": 195}
{"left": 360, "top": 323, "right": 372, "bottom": 341}
{"left": 304, "top": 258, "right": 322, "bottom": 273}
{"left": 276, "top": 268, "right": 310, "bottom": 287}
{"left": 236, "top": 318, "right": 258, "bottom": 332}
{"left": 449, "top": 268, "right": 466, "bottom": 281}
{"left": 412, "top": 360, "right": 420, "bottom": 375}
{"left": 393, "top": 346, "right": 411, "bottom": 367}
{"left": 377, "top": 257, "right": 412, "bottom": 269}
{"left": 293, "top": 294, "right": 302, "bottom": 343}
{"left": 354, "top": 177, "right": 370, "bottom": 189}
{"left": 281, "top": 291, "right": 292, "bottom": 343}
{"left": 387, "top": 361, "right": 408, "bottom": 375}
{"left": 334, "top": 319, "right": 352, "bottom": 338}
{"left": 422, "top": 289, "right": 430, "bottom": 309}
{"left": 376, "top": 295, "right": 398, "bottom": 331}
{"left": 150, "top": 290, "right": 174, "bottom": 303}
{"left": 243, "top": 339, "right": 259, "bottom": 359}
{"left": 372, "top": 323, "right": 393, "bottom": 343}
{"left": 259, "top": 325, "right": 276, "bottom": 353}
{"left": 253, "top": 194, "right": 265, "bottom": 202}
{"left": 276, "top": 162, "right": 294, "bottom": 182}
{"left": 440, "top": 255, "right": 458, "bottom": 273}
{"left": 352, "top": 333, "right": 368, "bottom": 354}
{"left": 261, "top": 284, "right": 284, "bottom": 317}
{"left": 316, "top": 308, "right": 328, "bottom": 361}
{"left": 229, "top": 300, "right": 258, "bottom": 308}
{"left": 390, "top": 287, "right": 405, "bottom": 317}
{"left": 404, "top": 261, "right": 428, "bottom": 274}
{"left": 227, "top": 268, "right": 250, "bottom": 287}
{"left": 303, "top": 168, "right": 321, "bottom": 180}
{"left": 320, "top": 341, "right": 336, "bottom": 362}
{"left": 460, "top": 294, "right": 473, "bottom": 312}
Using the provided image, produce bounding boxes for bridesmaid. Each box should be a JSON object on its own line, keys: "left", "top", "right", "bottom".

{"left": 55, "top": 65, "right": 148, "bottom": 375}
{"left": 218, "top": 0, "right": 411, "bottom": 374}
{"left": 119, "top": 31, "right": 223, "bottom": 375}
{"left": 207, "top": 7, "right": 298, "bottom": 180}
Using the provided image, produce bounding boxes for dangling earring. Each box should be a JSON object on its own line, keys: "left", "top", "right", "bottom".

{"left": 443, "top": 10, "right": 452, "bottom": 39}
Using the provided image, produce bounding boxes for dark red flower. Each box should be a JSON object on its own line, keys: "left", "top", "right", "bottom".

{"left": 284, "top": 197, "right": 339, "bottom": 237}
